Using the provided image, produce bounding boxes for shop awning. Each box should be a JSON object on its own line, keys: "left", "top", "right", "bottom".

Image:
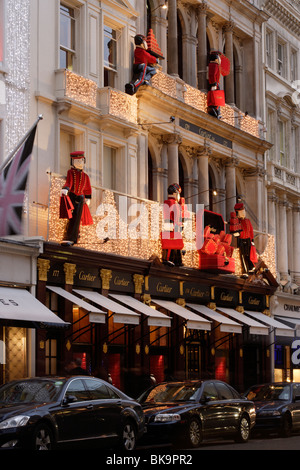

{"left": 187, "top": 303, "right": 242, "bottom": 334}
{"left": 217, "top": 307, "right": 269, "bottom": 336}
{"left": 275, "top": 316, "right": 300, "bottom": 335}
{"left": 244, "top": 310, "right": 294, "bottom": 337}
{"left": 47, "top": 286, "right": 106, "bottom": 325}
{"left": 0, "top": 287, "right": 69, "bottom": 328}
{"left": 109, "top": 294, "right": 172, "bottom": 328}
{"left": 73, "top": 289, "right": 140, "bottom": 325}
{"left": 152, "top": 299, "right": 211, "bottom": 331}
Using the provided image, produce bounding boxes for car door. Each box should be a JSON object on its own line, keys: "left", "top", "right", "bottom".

{"left": 56, "top": 378, "right": 95, "bottom": 443}
{"left": 292, "top": 383, "right": 300, "bottom": 429}
{"left": 214, "top": 382, "right": 240, "bottom": 433}
{"left": 83, "top": 378, "right": 123, "bottom": 441}
{"left": 200, "top": 382, "right": 224, "bottom": 436}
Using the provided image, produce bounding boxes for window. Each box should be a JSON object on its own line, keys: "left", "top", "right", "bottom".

{"left": 215, "top": 382, "right": 235, "bottom": 400}
{"left": 277, "top": 42, "right": 285, "bottom": 77}
{"left": 201, "top": 382, "right": 218, "bottom": 401}
{"left": 65, "top": 378, "right": 90, "bottom": 402}
{"left": 103, "top": 145, "right": 116, "bottom": 190}
{"left": 45, "top": 339, "right": 57, "bottom": 375}
{"left": 60, "top": 4, "right": 76, "bottom": 70}
{"left": 266, "top": 31, "right": 272, "bottom": 68}
{"left": 279, "top": 120, "right": 287, "bottom": 167}
{"left": 291, "top": 50, "right": 297, "bottom": 82}
{"left": 104, "top": 25, "right": 117, "bottom": 86}
{"left": 84, "top": 378, "right": 120, "bottom": 399}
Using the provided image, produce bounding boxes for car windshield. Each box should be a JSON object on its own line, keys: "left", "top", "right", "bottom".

{"left": 140, "top": 383, "right": 201, "bottom": 403}
{"left": 245, "top": 384, "right": 291, "bottom": 402}
{"left": 0, "top": 379, "right": 66, "bottom": 404}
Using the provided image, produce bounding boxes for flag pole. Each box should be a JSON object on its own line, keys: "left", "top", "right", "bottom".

{"left": 0, "top": 114, "right": 43, "bottom": 174}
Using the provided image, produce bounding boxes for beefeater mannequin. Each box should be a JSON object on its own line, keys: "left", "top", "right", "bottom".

{"left": 60, "top": 151, "right": 93, "bottom": 246}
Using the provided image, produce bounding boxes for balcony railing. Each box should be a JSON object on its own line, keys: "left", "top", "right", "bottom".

{"left": 47, "top": 173, "right": 276, "bottom": 278}
{"left": 55, "top": 69, "right": 261, "bottom": 138}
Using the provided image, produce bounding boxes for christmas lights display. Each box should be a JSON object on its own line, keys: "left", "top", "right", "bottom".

{"left": 48, "top": 175, "right": 276, "bottom": 279}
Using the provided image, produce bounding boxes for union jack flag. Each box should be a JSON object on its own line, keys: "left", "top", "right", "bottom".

{"left": 0, "top": 125, "right": 37, "bottom": 236}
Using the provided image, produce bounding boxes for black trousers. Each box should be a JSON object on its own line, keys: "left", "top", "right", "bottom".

{"left": 63, "top": 193, "right": 84, "bottom": 244}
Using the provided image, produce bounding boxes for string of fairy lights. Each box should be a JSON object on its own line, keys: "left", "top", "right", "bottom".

{"left": 48, "top": 175, "right": 277, "bottom": 277}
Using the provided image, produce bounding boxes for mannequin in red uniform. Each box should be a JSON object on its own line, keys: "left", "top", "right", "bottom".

{"left": 234, "top": 201, "right": 257, "bottom": 274}
{"left": 161, "top": 184, "right": 185, "bottom": 266}
{"left": 208, "top": 51, "right": 222, "bottom": 119}
{"left": 60, "top": 151, "right": 93, "bottom": 246}
{"left": 125, "top": 34, "right": 158, "bottom": 95}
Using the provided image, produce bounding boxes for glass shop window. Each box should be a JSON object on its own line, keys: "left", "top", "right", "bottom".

{"left": 45, "top": 339, "right": 57, "bottom": 375}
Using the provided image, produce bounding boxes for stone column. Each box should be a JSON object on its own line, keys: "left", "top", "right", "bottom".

{"left": 197, "top": 2, "right": 208, "bottom": 91}
{"left": 267, "top": 189, "right": 277, "bottom": 236}
{"left": 293, "top": 203, "right": 300, "bottom": 285}
{"left": 225, "top": 160, "right": 237, "bottom": 221}
{"left": 224, "top": 21, "right": 235, "bottom": 105}
{"left": 277, "top": 196, "right": 289, "bottom": 281}
{"left": 163, "top": 134, "right": 182, "bottom": 186}
{"left": 167, "top": 0, "right": 178, "bottom": 76}
{"left": 197, "top": 144, "right": 211, "bottom": 208}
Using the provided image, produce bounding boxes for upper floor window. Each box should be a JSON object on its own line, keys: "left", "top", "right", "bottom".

{"left": 104, "top": 25, "right": 117, "bottom": 87}
{"left": 266, "top": 31, "right": 273, "bottom": 68}
{"left": 60, "top": 4, "right": 76, "bottom": 70}
{"left": 103, "top": 145, "right": 116, "bottom": 190}
{"left": 291, "top": 49, "right": 297, "bottom": 82}
{"left": 277, "top": 41, "right": 286, "bottom": 77}
{"left": 279, "top": 120, "right": 287, "bottom": 167}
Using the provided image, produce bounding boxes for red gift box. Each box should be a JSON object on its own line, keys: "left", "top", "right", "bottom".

{"left": 207, "top": 90, "right": 225, "bottom": 107}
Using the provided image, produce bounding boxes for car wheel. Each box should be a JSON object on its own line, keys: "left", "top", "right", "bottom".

{"left": 181, "top": 418, "right": 202, "bottom": 448}
{"left": 121, "top": 420, "right": 137, "bottom": 451}
{"left": 32, "top": 423, "right": 54, "bottom": 450}
{"left": 235, "top": 415, "right": 250, "bottom": 443}
{"left": 281, "top": 413, "right": 292, "bottom": 438}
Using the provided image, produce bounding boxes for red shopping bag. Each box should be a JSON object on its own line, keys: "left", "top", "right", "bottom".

{"left": 207, "top": 90, "right": 225, "bottom": 107}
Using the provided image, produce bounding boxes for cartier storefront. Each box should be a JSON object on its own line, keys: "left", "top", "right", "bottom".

{"left": 34, "top": 241, "right": 280, "bottom": 394}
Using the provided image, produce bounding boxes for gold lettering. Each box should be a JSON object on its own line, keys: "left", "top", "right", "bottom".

{"left": 248, "top": 297, "right": 260, "bottom": 306}
{"left": 220, "top": 292, "right": 234, "bottom": 302}
{"left": 156, "top": 282, "right": 172, "bottom": 294}
{"left": 114, "top": 276, "right": 130, "bottom": 287}
{"left": 79, "top": 271, "right": 96, "bottom": 282}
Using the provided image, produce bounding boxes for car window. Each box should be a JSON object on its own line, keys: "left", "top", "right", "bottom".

{"left": 65, "top": 379, "right": 90, "bottom": 402}
{"left": 215, "top": 383, "right": 234, "bottom": 400}
{"left": 201, "top": 382, "right": 218, "bottom": 401}
{"left": 83, "top": 378, "right": 119, "bottom": 400}
{"left": 293, "top": 384, "right": 300, "bottom": 399}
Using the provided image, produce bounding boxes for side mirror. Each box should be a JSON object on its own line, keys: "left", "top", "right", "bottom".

{"left": 62, "top": 395, "right": 77, "bottom": 406}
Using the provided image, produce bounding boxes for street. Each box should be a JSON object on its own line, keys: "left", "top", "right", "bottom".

{"left": 137, "top": 433, "right": 300, "bottom": 452}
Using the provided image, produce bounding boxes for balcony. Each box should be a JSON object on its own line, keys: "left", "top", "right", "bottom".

{"left": 55, "top": 69, "right": 262, "bottom": 139}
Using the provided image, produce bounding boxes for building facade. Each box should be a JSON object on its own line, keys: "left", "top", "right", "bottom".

{"left": 0, "top": 0, "right": 300, "bottom": 391}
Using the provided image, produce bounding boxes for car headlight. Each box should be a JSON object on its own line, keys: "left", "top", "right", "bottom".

{"left": 259, "top": 410, "right": 281, "bottom": 416}
{"left": 154, "top": 413, "right": 181, "bottom": 423}
{"left": 0, "top": 415, "right": 30, "bottom": 429}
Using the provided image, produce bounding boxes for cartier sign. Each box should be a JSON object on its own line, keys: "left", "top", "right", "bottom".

{"left": 148, "top": 277, "right": 179, "bottom": 298}
{"left": 184, "top": 283, "right": 210, "bottom": 301}
{"left": 243, "top": 292, "right": 266, "bottom": 311}
{"left": 215, "top": 288, "right": 239, "bottom": 307}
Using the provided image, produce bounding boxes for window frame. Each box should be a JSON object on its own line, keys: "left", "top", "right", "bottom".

{"left": 59, "top": 2, "right": 77, "bottom": 71}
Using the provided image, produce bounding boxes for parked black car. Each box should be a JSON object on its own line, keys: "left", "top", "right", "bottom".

{"left": 0, "top": 376, "right": 145, "bottom": 450}
{"left": 138, "top": 380, "right": 256, "bottom": 448}
{"left": 244, "top": 382, "right": 300, "bottom": 437}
